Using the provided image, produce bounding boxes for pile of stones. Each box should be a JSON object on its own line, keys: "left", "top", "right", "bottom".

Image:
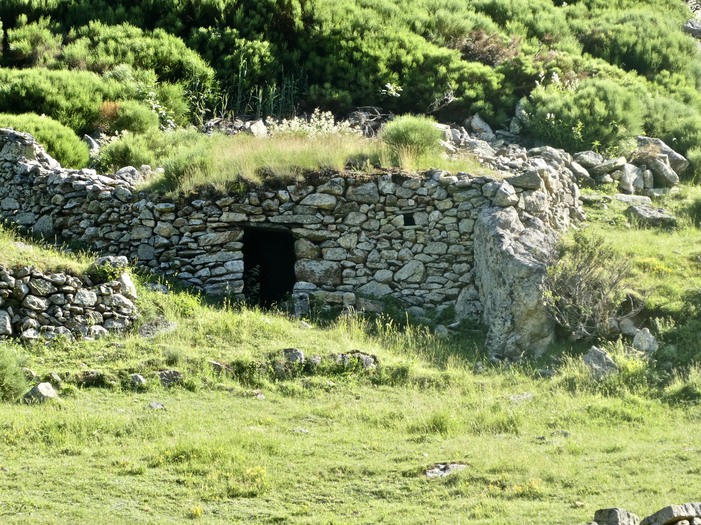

{"left": 590, "top": 503, "right": 701, "bottom": 525}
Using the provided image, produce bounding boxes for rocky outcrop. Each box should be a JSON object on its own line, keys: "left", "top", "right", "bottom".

{"left": 0, "top": 128, "right": 582, "bottom": 359}
{"left": 474, "top": 206, "right": 557, "bottom": 360}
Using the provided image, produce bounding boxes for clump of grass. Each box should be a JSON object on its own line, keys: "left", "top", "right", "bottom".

{"left": 380, "top": 114, "right": 442, "bottom": 170}
{"left": 0, "top": 345, "right": 28, "bottom": 402}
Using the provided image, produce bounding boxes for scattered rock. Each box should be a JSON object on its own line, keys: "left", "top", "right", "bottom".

{"left": 283, "top": 348, "right": 305, "bottom": 364}
{"left": 641, "top": 503, "right": 701, "bottom": 525}
{"left": 594, "top": 508, "right": 640, "bottom": 525}
{"left": 139, "top": 317, "right": 177, "bottom": 338}
{"left": 130, "top": 374, "right": 147, "bottom": 388}
{"left": 625, "top": 205, "right": 677, "bottom": 228}
{"left": 24, "top": 382, "right": 59, "bottom": 403}
{"left": 425, "top": 463, "right": 467, "bottom": 478}
{"left": 336, "top": 351, "right": 377, "bottom": 369}
{"left": 158, "top": 370, "right": 183, "bottom": 387}
{"left": 632, "top": 328, "right": 658, "bottom": 354}
{"left": 147, "top": 401, "right": 166, "bottom": 410}
{"left": 583, "top": 346, "right": 618, "bottom": 380}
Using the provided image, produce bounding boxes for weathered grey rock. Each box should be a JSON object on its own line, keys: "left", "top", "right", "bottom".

{"left": 116, "top": 273, "right": 137, "bottom": 300}
{"left": 636, "top": 136, "right": 689, "bottom": 176}
{"left": 641, "top": 503, "right": 701, "bottom": 525}
{"left": 594, "top": 508, "right": 640, "bottom": 525}
{"left": 508, "top": 170, "right": 542, "bottom": 190}
{"left": 425, "top": 463, "right": 467, "bottom": 478}
{"left": 614, "top": 194, "right": 653, "bottom": 206}
{"left": 24, "top": 382, "right": 59, "bottom": 403}
{"left": 346, "top": 182, "right": 380, "bottom": 204}
{"left": 74, "top": 289, "right": 98, "bottom": 307}
{"left": 569, "top": 161, "right": 595, "bottom": 186}
{"left": 337, "top": 351, "right": 377, "bottom": 369}
{"left": 300, "top": 193, "right": 337, "bottom": 210}
{"left": 590, "top": 157, "right": 627, "bottom": 177}
{"left": 94, "top": 255, "right": 129, "bottom": 269}
{"left": 648, "top": 158, "right": 680, "bottom": 187}
{"left": 574, "top": 150, "right": 605, "bottom": 169}
{"left": 633, "top": 327, "right": 658, "bottom": 354}
{"left": 295, "top": 260, "right": 342, "bottom": 285}
{"left": 619, "top": 164, "right": 644, "bottom": 194}
{"left": 583, "top": 346, "right": 618, "bottom": 380}
{"left": 357, "top": 281, "right": 392, "bottom": 298}
{"left": 130, "top": 374, "right": 147, "bottom": 388}
{"left": 474, "top": 206, "right": 555, "bottom": 360}
{"left": 28, "top": 279, "right": 57, "bottom": 296}
{"left": 470, "top": 114, "right": 495, "bottom": 141}
{"left": 247, "top": 119, "right": 268, "bottom": 137}
{"left": 684, "top": 19, "right": 701, "bottom": 38}
{"left": 0, "top": 311, "right": 12, "bottom": 336}
{"left": 283, "top": 348, "right": 305, "bottom": 364}
{"left": 625, "top": 205, "right": 677, "bottom": 228}
{"left": 395, "top": 260, "right": 425, "bottom": 283}
{"left": 22, "top": 295, "right": 48, "bottom": 311}
{"left": 492, "top": 181, "right": 519, "bottom": 207}
{"left": 158, "top": 370, "right": 183, "bottom": 387}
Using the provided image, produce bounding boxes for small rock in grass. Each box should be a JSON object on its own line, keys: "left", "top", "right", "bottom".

{"left": 583, "top": 346, "right": 618, "bottom": 381}
{"left": 24, "top": 382, "right": 59, "bottom": 403}
{"left": 147, "top": 401, "right": 165, "bottom": 410}
{"left": 130, "top": 374, "right": 147, "bottom": 388}
{"left": 632, "top": 328, "right": 658, "bottom": 354}
{"left": 425, "top": 463, "right": 467, "bottom": 478}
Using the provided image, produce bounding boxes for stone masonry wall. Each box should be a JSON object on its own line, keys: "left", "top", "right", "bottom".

{"left": 0, "top": 129, "right": 582, "bottom": 357}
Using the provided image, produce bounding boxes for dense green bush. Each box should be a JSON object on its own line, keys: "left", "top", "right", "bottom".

{"left": 97, "top": 100, "right": 160, "bottom": 134}
{"left": 5, "top": 15, "right": 62, "bottom": 67}
{"left": 0, "top": 345, "right": 27, "bottom": 402}
{"left": 523, "top": 77, "right": 643, "bottom": 153}
{"left": 0, "top": 112, "right": 89, "bottom": 168}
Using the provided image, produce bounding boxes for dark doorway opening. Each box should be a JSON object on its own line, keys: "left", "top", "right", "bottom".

{"left": 243, "top": 227, "right": 296, "bottom": 307}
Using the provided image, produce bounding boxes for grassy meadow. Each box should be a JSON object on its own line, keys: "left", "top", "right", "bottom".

{"left": 2, "top": 180, "right": 701, "bottom": 523}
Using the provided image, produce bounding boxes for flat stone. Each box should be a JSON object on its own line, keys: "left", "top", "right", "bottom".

{"left": 27, "top": 279, "right": 57, "bottom": 296}
{"left": 295, "top": 260, "right": 342, "bottom": 285}
{"left": 492, "top": 181, "right": 519, "bottom": 207}
{"left": 346, "top": 182, "right": 380, "bottom": 204}
{"left": 300, "top": 193, "right": 337, "bottom": 210}
{"left": 357, "top": 281, "right": 392, "bottom": 298}
{"left": 625, "top": 205, "right": 677, "bottom": 228}
{"left": 632, "top": 327, "right": 658, "bottom": 354}
{"left": 590, "top": 157, "right": 627, "bottom": 177}
{"left": 574, "top": 150, "right": 604, "bottom": 169}
{"left": 614, "top": 194, "right": 652, "bottom": 206}
{"left": 508, "top": 170, "right": 542, "bottom": 190}
{"left": 641, "top": 503, "right": 701, "bottom": 525}
{"left": 0, "top": 311, "right": 12, "bottom": 336}
{"left": 22, "top": 295, "right": 48, "bottom": 311}
{"left": 594, "top": 508, "right": 640, "bottom": 525}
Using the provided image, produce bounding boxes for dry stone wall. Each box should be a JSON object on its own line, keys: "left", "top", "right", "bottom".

{"left": 0, "top": 129, "right": 582, "bottom": 358}
{"left": 0, "top": 257, "right": 137, "bottom": 341}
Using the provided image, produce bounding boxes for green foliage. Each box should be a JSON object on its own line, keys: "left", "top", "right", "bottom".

{"left": 5, "top": 15, "right": 62, "bottom": 67}
{"left": 542, "top": 231, "right": 635, "bottom": 341}
{"left": 380, "top": 115, "right": 442, "bottom": 169}
{"left": 0, "top": 345, "right": 27, "bottom": 402}
{"left": 0, "top": 112, "right": 89, "bottom": 168}
{"left": 0, "top": 68, "right": 133, "bottom": 135}
{"left": 524, "top": 77, "right": 643, "bottom": 153}
{"left": 97, "top": 100, "right": 160, "bottom": 134}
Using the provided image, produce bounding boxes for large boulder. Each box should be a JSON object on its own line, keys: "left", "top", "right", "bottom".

{"left": 474, "top": 206, "right": 556, "bottom": 360}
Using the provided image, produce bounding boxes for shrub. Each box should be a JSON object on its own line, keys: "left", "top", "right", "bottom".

{"left": 524, "top": 76, "right": 643, "bottom": 153}
{"left": 97, "top": 100, "right": 159, "bottom": 134}
{"left": 0, "top": 346, "right": 27, "bottom": 402}
{"left": 0, "top": 112, "right": 89, "bottom": 168}
{"left": 542, "top": 231, "right": 636, "bottom": 341}
{"left": 380, "top": 115, "right": 442, "bottom": 169}
{"left": 5, "top": 15, "right": 62, "bottom": 67}
{"left": 97, "top": 133, "right": 155, "bottom": 173}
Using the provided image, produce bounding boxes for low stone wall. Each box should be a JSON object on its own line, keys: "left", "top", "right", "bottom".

{"left": 0, "top": 129, "right": 582, "bottom": 357}
{"left": 0, "top": 257, "right": 137, "bottom": 340}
